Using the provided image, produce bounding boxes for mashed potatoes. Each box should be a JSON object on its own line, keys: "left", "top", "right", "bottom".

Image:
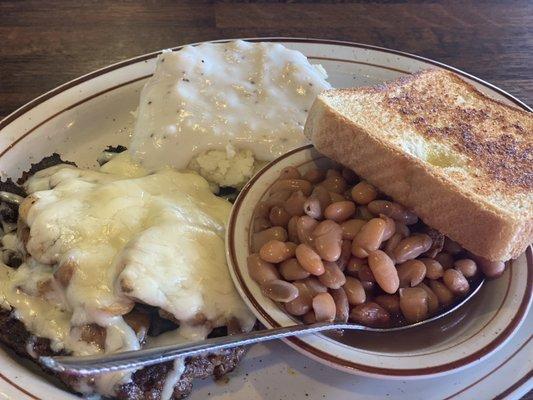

{"left": 188, "top": 146, "right": 255, "bottom": 189}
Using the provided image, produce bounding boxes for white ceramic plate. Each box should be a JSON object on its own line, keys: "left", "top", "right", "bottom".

{"left": 0, "top": 38, "right": 531, "bottom": 400}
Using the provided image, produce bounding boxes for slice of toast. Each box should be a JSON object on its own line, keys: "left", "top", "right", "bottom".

{"left": 304, "top": 69, "right": 532, "bottom": 261}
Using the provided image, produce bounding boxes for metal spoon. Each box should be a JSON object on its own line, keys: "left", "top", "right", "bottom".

{"left": 40, "top": 278, "right": 484, "bottom": 375}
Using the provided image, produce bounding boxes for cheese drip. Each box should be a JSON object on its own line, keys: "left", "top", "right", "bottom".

{"left": 0, "top": 152, "right": 255, "bottom": 396}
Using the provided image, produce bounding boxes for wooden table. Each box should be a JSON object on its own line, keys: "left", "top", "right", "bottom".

{"left": 0, "top": 0, "right": 532, "bottom": 118}
{"left": 0, "top": 1, "right": 531, "bottom": 399}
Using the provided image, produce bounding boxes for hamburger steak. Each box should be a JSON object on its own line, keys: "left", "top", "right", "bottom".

{"left": 0, "top": 151, "right": 250, "bottom": 399}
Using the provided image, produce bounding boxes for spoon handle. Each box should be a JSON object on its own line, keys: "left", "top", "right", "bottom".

{"left": 40, "top": 321, "right": 357, "bottom": 375}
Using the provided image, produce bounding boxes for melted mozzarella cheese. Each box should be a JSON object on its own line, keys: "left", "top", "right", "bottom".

{"left": 0, "top": 152, "right": 255, "bottom": 395}
{"left": 161, "top": 358, "right": 186, "bottom": 400}
{"left": 0, "top": 263, "right": 98, "bottom": 355}
{"left": 130, "top": 40, "right": 331, "bottom": 172}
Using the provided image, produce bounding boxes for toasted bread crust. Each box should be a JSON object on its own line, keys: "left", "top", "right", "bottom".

{"left": 305, "top": 70, "right": 532, "bottom": 261}
{"left": 381, "top": 70, "right": 531, "bottom": 191}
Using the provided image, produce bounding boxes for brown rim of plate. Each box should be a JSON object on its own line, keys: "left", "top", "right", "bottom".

{"left": 0, "top": 37, "right": 529, "bottom": 398}
{"left": 0, "top": 37, "right": 530, "bottom": 132}
{"left": 228, "top": 143, "right": 532, "bottom": 377}
{"left": 442, "top": 337, "right": 533, "bottom": 400}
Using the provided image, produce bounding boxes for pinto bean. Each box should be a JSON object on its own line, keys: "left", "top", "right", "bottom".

{"left": 312, "top": 292, "right": 336, "bottom": 322}
{"left": 360, "top": 280, "right": 376, "bottom": 292}
{"left": 345, "top": 257, "right": 366, "bottom": 277}
{"left": 302, "top": 311, "right": 317, "bottom": 324}
{"left": 443, "top": 269, "right": 470, "bottom": 295}
{"left": 264, "top": 190, "right": 292, "bottom": 208}
{"left": 259, "top": 240, "right": 293, "bottom": 263}
{"left": 395, "top": 222, "right": 410, "bottom": 238}
{"left": 279, "top": 258, "right": 311, "bottom": 281}
{"left": 278, "top": 166, "right": 301, "bottom": 180}
{"left": 320, "top": 176, "right": 347, "bottom": 194}
{"left": 54, "top": 259, "right": 77, "bottom": 287}
{"left": 262, "top": 280, "right": 299, "bottom": 302}
{"left": 435, "top": 252, "right": 455, "bottom": 269}
{"left": 341, "top": 168, "right": 358, "bottom": 184}
{"left": 379, "top": 215, "right": 396, "bottom": 241}
{"left": 357, "top": 263, "right": 376, "bottom": 282}
{"left": 374, "top": 294, "right": 400, "bottom": 314}
{"left": 417, "top": 282, "right": 439, "bottom": 314}
{"left": 429, "top": 280, "right": 455, "bottom": 307}
{"left": 329, "top": 192, "right": 346, "bottom": 203}
{"left": 298, "top": 277, "right": 328, "bottom": 296}
{"left": 474, "top": 256, "right": 506, "bottom": 279}
{"left": 367, "top": 200, "right": 418, "bottom": 225}
{"left": 351, "top": 181, "right": 378, "bottom": 205}
{"left": 330, "top": 288, "right": 350, "bottom": 323}
{"left": 284, "top": 190, "right": 307, "bottom": 216}
{"left": 310, "top": 185, "right": 332, "bottom": 211}
{"left": 354, "top": 206, "right": 374, "bottom": 220}
{"left": 368, "top": 250, "right": 399, "bottom": 294}
{"left": 270, "top": 179, "right": 312, "bottom": 196}
{"left": 252, "top": 226, "right": 287, "bottom": 252}
{"left": 349, "top": 302, "right": 390, "bottom": 327}
{"left": 284, "top": 282, "right": 313, "bottom": 316}
{"left": 343, "top": 277, "right": 366, "bottom": 305}
{"left": 454, "top": 259, "right": 478, "bottom": 278}
{"left": 296, "top": 216, "right": 318, "bottom": 246}
{"left": 253, "top": 217, "right": 272, "bottom": 233}
{"left": 287, "top": 216, "right": 299, "bottom": 243}
{"left": 336, "top": 240, "right": 352, "bottom": 271}
{"left": 313, "top": 220, "right": 343, "bottom": 262}
{"left": 303, "top": 168, "right": 326, "bottom": 184}
{"left": 399, "top": 287, "right": 429, "bottom": 323}
{"left": 303, "top": 197, "right": 322, "bottom": 219}
{"left": 324, "top": 201, "right": 356, "bottom": 222}
{"left": 420, "top": 258, "right": 444, "bottom": 280}
{"left": 318, "top": 262, "right": 347, "bottom": 289}
{"left": 393, "top": 234, "right": 432, "bottom": 264}
{"left": 295, "top": 244, "right": 324, "bottom": 275}
{"left": 353, "top": 218, "right": 386, "bottom": 254}
{"left": 341, "top": 219, "right": 366, "bottom": 240}
{"left": 326, "top": 168, "right": 342, "bottom": 178}
{"left": 397, "top": 260, "right": 427, "bottom": 287}
{"left": 443, "top": 238, "right": 463, "bottom": 255}
{"left": 269, "top": 206, "right": 291, "bottom": 227}
{"left": 383, "top": 232, "right": 402, "bottom": 262}
{"left": 247, "top": 254, "right": 280, "bottom": 285}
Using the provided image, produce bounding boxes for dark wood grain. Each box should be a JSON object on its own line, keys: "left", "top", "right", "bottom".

{"left": 0, "top": 2, "right": 531, "bottom": 399}
{"left": 0, "top": 0, "right": 532, "bottom": 118}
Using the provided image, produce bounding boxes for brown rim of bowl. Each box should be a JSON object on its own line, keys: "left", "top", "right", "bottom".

{"left": 228, "top": 143, "right": 532, "bottom": 377}
{"left": 246, "top": 152, "right": 515, "bottom": 359}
